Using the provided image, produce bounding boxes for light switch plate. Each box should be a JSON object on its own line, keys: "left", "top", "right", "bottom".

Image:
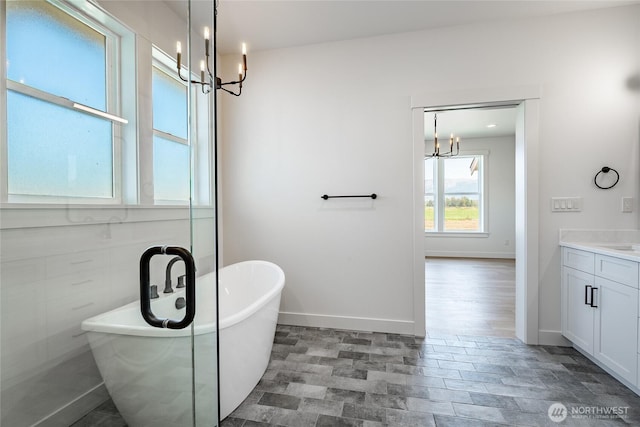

{"left": 622, "top": 197, "right": 633, "bottom": 213}
{"left": 551, "top": 197, "right": 582, "bottom": 212}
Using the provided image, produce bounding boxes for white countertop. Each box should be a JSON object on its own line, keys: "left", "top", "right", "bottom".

{"left": 559, "top": 241, "right": 640, "bottom": 262}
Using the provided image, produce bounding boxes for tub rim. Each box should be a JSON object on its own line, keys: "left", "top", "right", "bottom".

{"left": 81, "top": 260, "right": 284, "bottom": 338}
{"left": 219, "top": 260, "right": 285, "bottom": 329}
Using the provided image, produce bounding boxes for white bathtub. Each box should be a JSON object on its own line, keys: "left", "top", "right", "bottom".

{"left": 81, "top": 260, "right": 284, "bottom": 426}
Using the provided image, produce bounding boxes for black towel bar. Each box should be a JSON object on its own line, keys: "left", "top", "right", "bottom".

{"left": 321, "top": 194, "right": 377, "bottom": 200}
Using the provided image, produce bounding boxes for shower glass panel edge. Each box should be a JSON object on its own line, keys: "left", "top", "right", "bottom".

{"left": 188, "top": 0, "right": 220, "bottom": 425}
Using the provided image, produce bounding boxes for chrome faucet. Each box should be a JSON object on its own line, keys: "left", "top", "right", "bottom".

{"left": 164, "top": 256, "right": 182, "bottom": 293}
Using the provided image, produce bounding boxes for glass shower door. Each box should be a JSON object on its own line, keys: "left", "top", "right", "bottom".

{"left": 0, "top": 0, "right": 219, "bottom": 425}
{"left": 131, "top": 0, "right": 220, "bottom": 423}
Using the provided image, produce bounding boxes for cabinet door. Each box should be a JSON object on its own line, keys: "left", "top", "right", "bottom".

{"left": 562, "top": 266, "right": 595, "bottom": 353}
{"left": 594, "top": 276, "right": 639, "bottom": 385}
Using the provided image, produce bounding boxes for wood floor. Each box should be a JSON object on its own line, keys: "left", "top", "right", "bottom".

{"left": 426, "top": 257, "right": 515, "bottom": 338}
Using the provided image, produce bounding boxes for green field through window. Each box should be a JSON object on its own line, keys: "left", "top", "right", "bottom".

{"left": 425, "top": 202, "right": 479, "bottom": 231}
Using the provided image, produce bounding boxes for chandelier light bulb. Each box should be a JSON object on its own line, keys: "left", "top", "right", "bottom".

{"left": 241, "top": 43, "right": 248, "bottom": 71}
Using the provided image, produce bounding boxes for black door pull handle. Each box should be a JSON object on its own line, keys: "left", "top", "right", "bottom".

{"left": 140, "top": 246, "right": 196, "bottom": 329}
{"left": 585, "top": 285, "right": 592, "bottom": 305}
{"left": 590, "top": 287, "right": 598, "bottom": 308}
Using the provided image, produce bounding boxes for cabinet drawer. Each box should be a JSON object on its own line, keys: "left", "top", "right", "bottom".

{"left": 595, "top": 254, "right": 639, "bottom": 288}
{"left": 563, "top": 248, "right": 594, "bottom": 274}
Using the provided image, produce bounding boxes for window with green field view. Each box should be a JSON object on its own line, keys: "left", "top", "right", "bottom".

{"left": 425, "top": 155, "right": 484, "bottom": 232}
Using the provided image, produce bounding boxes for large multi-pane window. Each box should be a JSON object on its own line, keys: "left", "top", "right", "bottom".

{"left": 425, "top": 155, "right": 485, "bottom": 233}
{"left": 152, "top": 57, "right": 190, "bottom": 203}
{"left": 5, "top": 0, "right": 122, "bottom": 201}
{"left": 3, "top": 0, "right": 211, "bottom": 207}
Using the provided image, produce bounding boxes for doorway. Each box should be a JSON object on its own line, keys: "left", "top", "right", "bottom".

{"left": 410, "top": 87, "right": 540, "bottom": 344}
{"left": 425, "top": 258, "right": 516, "bottom": 337}
{"left": 422, "top": 105, "right": 517, "bottom": 337}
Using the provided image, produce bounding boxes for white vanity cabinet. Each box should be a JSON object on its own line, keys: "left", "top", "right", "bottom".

{"left": 561, "top": 247, "right": 639, "bottom": 387}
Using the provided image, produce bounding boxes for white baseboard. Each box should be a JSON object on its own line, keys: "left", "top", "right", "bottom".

{"left": 538, "top": 329, "right": 572, "bottom": 346}
{"left": 35, "top": 383, "right": 109, "bottom": 427}
{"left": 425, "top": 251, "right": 515, "bottom": 259}
{"left": 278, "top": 311, "right": 415, "bottom": 335}
{"left": 278, "top": 315, "right": 569, "bottom": 344}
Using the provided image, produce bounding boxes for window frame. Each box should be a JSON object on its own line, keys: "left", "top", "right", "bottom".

{"left": 151, "top": 49, "right": 190, "bottom": 205}
{"left": 150, "top": 45, "right": 214, "bottom": 207}
{"left": 425, "top": 151, "right": 489, "bottom": 236}
{"left": 2, "top": 0, "right": 128, "bottom": 205}
{"left": 1, "top": 0, "right": 213, "bottom": 218}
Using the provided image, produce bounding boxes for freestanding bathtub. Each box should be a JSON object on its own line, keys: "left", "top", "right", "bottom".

{"left": 81, "top": 260, "right": 284, "bottom": 426}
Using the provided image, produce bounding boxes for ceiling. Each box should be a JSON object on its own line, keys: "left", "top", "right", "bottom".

{"left": 424, "top": 107, "right": 517, "bottom": 142}
{"left": 165, "top": 0, "right": 635, "bottom": 141}
{"left": 192, "top": 0, "right": 640, "bottom": 54}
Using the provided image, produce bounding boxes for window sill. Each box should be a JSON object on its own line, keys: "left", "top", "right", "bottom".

{"left": 0, "top": 204, "right": 214, "bottom": 230}
{"left": 425, "top": 231, "right": 489, "bottom": 238}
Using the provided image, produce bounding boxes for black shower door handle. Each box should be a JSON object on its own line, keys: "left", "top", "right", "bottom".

{"left": 140, "top": 246, "right": 196, "bottom": 329}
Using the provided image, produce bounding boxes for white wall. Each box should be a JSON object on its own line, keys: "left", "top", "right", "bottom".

{"left": 221, "top": 5, "right": 640, "bottom": 337}
{"left": 425, "top": 135, "right": 516, "bottom": 259}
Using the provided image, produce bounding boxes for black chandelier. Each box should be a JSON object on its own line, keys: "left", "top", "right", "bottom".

{"left": 175, "top": 2, "right": 247, "bottom": 96}
{"left": 425, "top": 113, "right": 460, "bottom": 158}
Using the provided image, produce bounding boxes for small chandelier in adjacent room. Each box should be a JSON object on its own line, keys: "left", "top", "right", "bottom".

{"left": 175, "top": 2, "right": 247, "bottom": 96}
{"left": 425, "top": 113, "right": 460, "bottom": 158}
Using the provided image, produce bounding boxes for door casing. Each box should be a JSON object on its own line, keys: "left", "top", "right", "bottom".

{"left": 411, "top": 85, "right": 540, "bottom": 344}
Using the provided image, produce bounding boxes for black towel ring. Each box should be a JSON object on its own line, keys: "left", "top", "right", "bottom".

{"left": 594, "top": 166, "right": 619, "bottom": 189}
